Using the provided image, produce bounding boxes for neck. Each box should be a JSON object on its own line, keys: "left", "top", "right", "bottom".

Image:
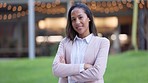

{"left": 79, "top": 33, "right": 90, "bottom": 38}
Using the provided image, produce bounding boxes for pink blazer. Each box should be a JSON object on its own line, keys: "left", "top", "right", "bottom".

{"left": 52, "top": 36, "right": 110, "bottom": 83}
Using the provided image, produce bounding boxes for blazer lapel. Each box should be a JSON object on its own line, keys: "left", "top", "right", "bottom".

{"left": 83, "top": 36, "right": 96, "bottom": 63}
{"left": 65, "top": 40, "right": 73, "bottom": 64}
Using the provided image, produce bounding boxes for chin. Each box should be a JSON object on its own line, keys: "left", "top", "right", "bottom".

{"left": 78, "top": 32, "right": 84, "bottom": 35}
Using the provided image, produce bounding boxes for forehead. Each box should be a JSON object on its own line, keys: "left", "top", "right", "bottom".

{"left": 71, "top": 8, "right": 85, "bottom": 16}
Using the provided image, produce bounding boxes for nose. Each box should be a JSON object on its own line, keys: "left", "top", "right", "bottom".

{"left": 76, "top": 18, "right": 80, "bottom": 24}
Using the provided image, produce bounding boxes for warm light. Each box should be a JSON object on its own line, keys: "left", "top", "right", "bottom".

{"left": 107, "top": 1, "right": 111, "bottom": 7}
{"left": 60, "top": 8, "right": 66, "bottom": 13}
{"left": 94, "top": 17, "right": 118, "bottom": 28}
{"left": 44, "top": 17, "right": 67, "bottom": 29}
{"left": 3, "top": 14, "right": 7, "bottom": 20}
{"left": 105, "top": 8, "right": 109, "bottom": 14}
{"left": 3, "top": 3, "right": 7, "bottom": 8}
{"left": 12, "top": 6, "right": 17, "bottom": 11}
{"left": 94, "top": 18, "right": 104, "bottom": 28}
{"left": 109, "top": 7, "right": 114, "bottom": 13}
{"left": 97, "top": 2, "right": 101, "bottom": 7}
{"left": 91, "top": 1, "right": 96, "bottom": 6}
{"left": 38, "top": 7, "right": 42, "bottom": 12}
{"left": 119, "top": 34, "right": 128, "bottom": 44}
{"left": 35, "top": 7, "right": 39, "bottom": 11}
{"left": 52, "top": 2, "right": 56, "bottom": 7}
{"left": 126, "top": 2, "right": 132, "bottom": 8}
{"left": 47, "top": 9, "right": 51, "bottom": 14}
{"left": 41, "top": 3, "right": 46, "bottom": 8}
{"left": 36, "top": 1, "right": 41, "bottom": 6}
{"left": 21, "top": 11, "right": 26, "bottom": 16}
{"left": 111, "top": 34, "right": 128, "bottom": 44}
{"left": 36, "top": 35, "right": 63, "bottom": 43}
{"left": 36, "top": 36, "right": 45, "bottom": 43}
{"left": 0, "top": 3, "right": 2, "bottom": 8}
{"left": 114, "top": 6, "right": 119, "bottom": 12}
{"left": 104, "top": 17, "right": 118, "bottom": 28}
{"left": 46, "top": 3, "right": 51, "bottom": 8}
{"left": 38, "top": 20, "right": 46, "bottom": 29}
{"left": 51, "top": 9, "right": 56, "bottom": 14}
{"left": 18, "top": 6, "right": 22, "bottom": 11}
{"left": 119, "top": 34, "right": 128, "bottom": 41}
{"left": 48, "top": 35, "right": 63, "bottom": 43}
{"left": 42, "top": 8, "right": 47, "bottom": 14}
{"left": 7, "top": 5, "right": 12, "bottom": 10}
{"left": 8, "top": 14, "right": 12, "bottom": 19}
{"left": 122, "top": 0, "right": 127, "bottom": 4}
{"left": 111, "top": 34, "right": 116, "bottom": 40}
{"left": 127, "top": 0, "right": 132, "bottom": 2}
{"left": 102, "top": 1, "right": 106, "bottom": 7}
{"left": 118, "top": 4, "right": 123, "bottom": 9}
{"left": 55, "top": 0, "right": 61, "bottom": 5}
{"left": 112, "top": 1, "right": 117, "bottom": 6}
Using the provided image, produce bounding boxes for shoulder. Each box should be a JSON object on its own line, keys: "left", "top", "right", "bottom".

{"left": 60, "top": 37, "right": 71, "bottom": 44}
{"left": 93, "top": 36, "right": 110, "bottom": 45}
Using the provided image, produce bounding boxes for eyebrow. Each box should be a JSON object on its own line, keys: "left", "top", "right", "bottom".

{"left": 71, "top": 14, "right": 83, "bottom": 18}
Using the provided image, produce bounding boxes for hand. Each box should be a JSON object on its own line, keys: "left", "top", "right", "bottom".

{"left": 84, "top": 64, "right": 92, "bottom": 70}
{"left": 59, "top": 56, "right": 65, "bottom": 63}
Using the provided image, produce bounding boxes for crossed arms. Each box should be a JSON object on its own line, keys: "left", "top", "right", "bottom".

{"left": 52, "top": 38, "right": 110, "bottom": 82}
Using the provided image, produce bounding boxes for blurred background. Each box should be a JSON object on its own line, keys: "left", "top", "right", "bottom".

{"left": 0, "top": 0, "right": 148, "bottom": 83}
{"left": 0, "top": 0, "right": 148, "bottom": 57}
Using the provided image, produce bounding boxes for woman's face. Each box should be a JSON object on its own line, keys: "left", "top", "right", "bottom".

{"left": 71, "top": 8, "right": 90, "bottom": 38}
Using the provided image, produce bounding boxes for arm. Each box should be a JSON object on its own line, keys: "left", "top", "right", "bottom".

{"left": 52, "top": 38, "right": 81, "bottom": 77}
{"left": 70, "top": 38, "right": 110, "bottom": 82}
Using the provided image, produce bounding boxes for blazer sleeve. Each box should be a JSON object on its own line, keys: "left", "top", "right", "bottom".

{"left": 52, "top": 38, "right": 81, "bottom": 77}
{"left": 70, "top": 38, "right": 110, "bottom": 82}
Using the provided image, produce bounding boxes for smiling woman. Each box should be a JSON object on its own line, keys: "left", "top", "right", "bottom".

{"left": 71, "top": 7, "right": 90, "bottom": 38}
{"left": 52, "top": 3, "right": 110, "bottom": 83}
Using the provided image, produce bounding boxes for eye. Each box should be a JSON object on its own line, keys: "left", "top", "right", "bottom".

{"left": 71, "top": 18, "right": 76, "bottom": 22}
{"left": 79, "top": 16, "right": 83, "bottom": 19}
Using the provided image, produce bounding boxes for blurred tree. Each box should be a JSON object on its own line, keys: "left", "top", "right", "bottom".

{"left": 138, "top": 9, "right": 145, "bottom": 50}
{"left": 138, "top": 7, "right": 148, "bottom": 50}
{"left": 132, "top": 0, "right": 138, "bottom": 51}
{"left": 144, "top": 9, "right": 148, "bottom": 50}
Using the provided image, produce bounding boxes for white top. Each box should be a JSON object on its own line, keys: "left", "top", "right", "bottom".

{"left": 68, "top": 34, "right": 93, "bottom": 83}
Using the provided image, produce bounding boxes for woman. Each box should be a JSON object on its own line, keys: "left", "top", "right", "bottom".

{"left": 52, "top": 3, "right": 110, "bottom": 83}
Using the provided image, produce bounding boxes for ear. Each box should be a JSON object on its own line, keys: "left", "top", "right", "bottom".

{"left": 88, "top": 18, "right": 90, "bottom": 22}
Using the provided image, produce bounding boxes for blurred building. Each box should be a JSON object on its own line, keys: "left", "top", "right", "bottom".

{"left": 0, "top": 0, "right": 148, "bottom": 57}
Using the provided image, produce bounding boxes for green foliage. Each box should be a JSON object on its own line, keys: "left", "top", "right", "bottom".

{"left": 0, "top": 56, "right": 58, "bottom": 83}
{"left": 105, "top": 50, "right": 148, "bottom": 83}
{"left": 0, "top": 50, "right": 148, "bottom": 83}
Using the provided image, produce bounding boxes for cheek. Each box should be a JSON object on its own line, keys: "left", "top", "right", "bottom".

{"left": 72, "top": 22, "right": 75, "bottom": 28}
{"left": 84, "top": 20, "right": 89, "bottom": 27}
{"left": 72, "top": 23, "right": 76, "bottom": 30}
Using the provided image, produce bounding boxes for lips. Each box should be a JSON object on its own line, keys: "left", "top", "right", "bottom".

{"left": 76, "top": 24, "right": 82, "bottom": 29}
{"left": 76, "top": 26, "right": 82, "bottom": 30}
